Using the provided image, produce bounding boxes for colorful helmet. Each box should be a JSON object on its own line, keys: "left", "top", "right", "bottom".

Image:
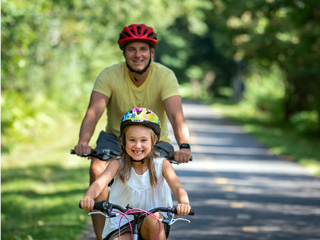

{"left": 118, "top": 24, "right": 158, "bottom": 49}
{"left": 120, "top": 107, "right": 161, "bottom": 139}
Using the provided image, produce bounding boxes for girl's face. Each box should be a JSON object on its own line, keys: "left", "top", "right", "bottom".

{"left": 125, "top": 125, "right": 154, "bottom": 161}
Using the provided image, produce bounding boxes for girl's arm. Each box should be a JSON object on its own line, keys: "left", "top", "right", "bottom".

{"left": 162, "top": 159, "right": 191, "bottom": 216}
{"left": 80, "top": 159, "right": 120, "bottom": 211}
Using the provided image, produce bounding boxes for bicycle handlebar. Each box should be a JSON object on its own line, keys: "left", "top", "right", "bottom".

{"left": 71, "top": 148, "right": 192, "bottom": 163}
{"left": 92, "top": 200, "right": 195, "bottom": 216}
{"left": 70, "top": 148, "right": 121, "bottom": 161}
{"left": 79, "top": 201, "right": 195, "bottom": 215}
{"left": 79, "top": 200, "right": 194, "bottom": 227}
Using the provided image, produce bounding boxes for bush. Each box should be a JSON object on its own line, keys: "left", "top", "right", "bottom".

{"left": 1, "top": 91, "right": 57, "bottom": 153}
{"left": 243, "top": 62, "right": 285, "bottom": 122}
{"left": 290, "top": 111, "right": 318, "bottom": 135}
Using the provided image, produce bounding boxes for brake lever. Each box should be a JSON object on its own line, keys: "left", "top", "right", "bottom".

{"left": 88, "top": 211, "right": 110, "bottom": 218}
{"left": 169, "top": 160, "right": 179, "bottom": 165}
{"left": 88, "top": 211, "right": 118, "bottom": 218}
{"left": 168, "top": 217, "right": 191, "bottom": 225}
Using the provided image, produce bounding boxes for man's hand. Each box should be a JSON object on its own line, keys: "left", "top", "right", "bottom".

{"left": 74, "top": 143, "right": 92, "bottom": 156}
{"left": 174, "top": 148, "right": 192, "bottom": 163}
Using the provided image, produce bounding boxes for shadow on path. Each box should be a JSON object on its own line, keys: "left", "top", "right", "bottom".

{"left": 167, "top": 101, "right": 320, "bottom": 240}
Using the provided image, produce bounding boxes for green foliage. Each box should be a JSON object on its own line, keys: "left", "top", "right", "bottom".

{"left": 1, "top": 0, "right": 225, "bottom": 152}
{"left": 1, "top": 91, "right": 55, "bottom": 152}
{"left": 1, "top": 88, "right": 88, "bottom": 153}
{"left": 2, "top": 0, "right": 320, "bottom": 152}
{"left": 244, "top": 62, "right": 285, "bottom": 122}
{"left": 290, "top": 111, "right": 319, "bottom": 135}
{"left": 223, "top": 0, "right": 320, "bottom": 132}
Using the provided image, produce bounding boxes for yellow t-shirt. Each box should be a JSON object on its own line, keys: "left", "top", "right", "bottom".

{"left": 93, "top": 62, "right": 180, "bottom": 143}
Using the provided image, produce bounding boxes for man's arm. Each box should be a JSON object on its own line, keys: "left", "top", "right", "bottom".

{"left": 74, "top": 91, "right": 109, "bottom": 155}
{"left": 164, "top": 95, "right": 191, "bottom": 163}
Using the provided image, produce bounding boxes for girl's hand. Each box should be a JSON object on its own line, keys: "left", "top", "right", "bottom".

{"left": 80, "top": 198, "right": 95, "bottom": 211}
{"left": 176, "top": 203, "right": 191, "bottom": 216}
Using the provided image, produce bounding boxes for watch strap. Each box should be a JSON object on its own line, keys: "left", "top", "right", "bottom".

{"left": 179, "top": 143, "right": 190, "bottom": 149}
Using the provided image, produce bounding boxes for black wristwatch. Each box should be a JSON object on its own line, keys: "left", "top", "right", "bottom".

{"left": 179, "top": 143, "right": 191, "bottom": 149}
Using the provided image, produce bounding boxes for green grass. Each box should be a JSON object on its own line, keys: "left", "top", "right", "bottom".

{"left": 207, "top": 98, "right": 320, "bottom": 176}
{"left": 1, "top": 115, "right": 106, "bottom": 240}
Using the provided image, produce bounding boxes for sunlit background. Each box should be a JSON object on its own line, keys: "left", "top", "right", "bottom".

{"left": 2, "top": 0, "right": 319, "bottom": 239}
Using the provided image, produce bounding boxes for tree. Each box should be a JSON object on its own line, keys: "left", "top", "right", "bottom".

{"left": 223, "top": 0, "right": 320, "bottom": 134}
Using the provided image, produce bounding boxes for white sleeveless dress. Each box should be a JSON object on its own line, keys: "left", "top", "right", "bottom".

{"left": 102, "top": 158, "right": 173, "bottom": 238}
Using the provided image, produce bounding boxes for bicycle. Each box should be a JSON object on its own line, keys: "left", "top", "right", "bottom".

{"left": 82, "top": 200, "right": 195, "bottom": 240}
{"left": 72, "top": 148, "right": 193, "bottom": 239}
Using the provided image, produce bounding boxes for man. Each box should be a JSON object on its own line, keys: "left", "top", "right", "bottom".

{"left": 74, "top": 24, "right": 191, "bottom": 240}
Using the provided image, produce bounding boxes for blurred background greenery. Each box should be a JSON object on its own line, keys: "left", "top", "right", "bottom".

{"left": 2, "top": 0, "right": 320, "bottom": 153}
{"left": 2, "top": 0, "right": 320, "bottom": 239}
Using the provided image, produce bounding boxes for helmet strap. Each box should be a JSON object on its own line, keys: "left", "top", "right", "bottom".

{"left": 129, "top": 148, "right": 154, "bottom": 164}
{"left": 130, "top": 157, "right": 146, "bottom": 164}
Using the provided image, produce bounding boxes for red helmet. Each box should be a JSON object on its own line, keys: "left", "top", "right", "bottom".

{"left": 118, "top": 24, "right": 158, "bottom": 49}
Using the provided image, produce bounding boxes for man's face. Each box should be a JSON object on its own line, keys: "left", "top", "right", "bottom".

{"left": 123, "top": 42, "right": 155, "bottom": 72}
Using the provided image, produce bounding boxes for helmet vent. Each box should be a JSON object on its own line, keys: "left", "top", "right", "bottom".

{"left": 121, "top": 32, "right": 131, "bottom": 38}
{"left": 143, "top": 29, "right": 149, "bottom": 35}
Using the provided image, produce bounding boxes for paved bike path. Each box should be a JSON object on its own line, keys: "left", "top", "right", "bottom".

{"left": 82, "top": 100, "right": 320, "bottom": 240}
{"left": 168, "top": 100, "right": 320, "bottom": 240}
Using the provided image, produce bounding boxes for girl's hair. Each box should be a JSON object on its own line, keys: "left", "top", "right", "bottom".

{"left": 118, "top": 124, "right": 158, "bottom": 188}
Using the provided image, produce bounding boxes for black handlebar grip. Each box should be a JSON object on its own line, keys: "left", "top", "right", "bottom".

{"left": 167, "top": 152, "right": 174, "bottom": 160}
{"left": 189, "top": 209, "right": 195, "bottom": 215}
{"left": 94, "top": 201, "right": 104, "bottom": 211}
{"left": 94, "top": 201, "right": 110, "bottom": 211}
{"left": 70, "top": 149, "right": 97, "bottom": 155}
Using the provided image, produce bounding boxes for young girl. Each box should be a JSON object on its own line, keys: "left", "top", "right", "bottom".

{"left": 80, "top": 107, "right": 191, "bottom": 240}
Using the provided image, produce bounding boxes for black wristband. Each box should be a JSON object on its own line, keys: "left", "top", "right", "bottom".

{"left": 179, "top": 143, "right": 190, "bottom": 149}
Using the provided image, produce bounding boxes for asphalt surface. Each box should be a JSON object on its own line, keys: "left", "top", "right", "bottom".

{"left": 82, "top": 100, "right": 320, "bottom": 240}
